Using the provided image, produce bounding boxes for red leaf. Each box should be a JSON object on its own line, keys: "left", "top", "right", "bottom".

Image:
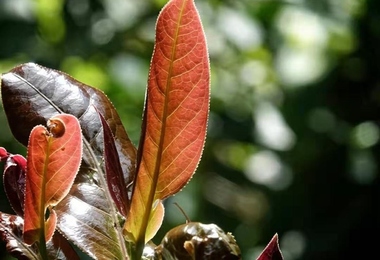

{"left": 257, "top": 234, "right": 284, "bottom": 260}
{"left": 23, "top": 114, "right": 82, "bottom": 245}
{"left": 1, "top": 63, "right": 135, "bottom": 258}
{"left": 0, "top": 147, "right": 7, "bottom": 160}
{"left": 125, "top": 0, "right": 210, "bottom": 250}
{"left": 0, "top": 148, "right": 27, "bottom": 216}
{"left": 98, "top": 110, "right": 130, "bottom": 217}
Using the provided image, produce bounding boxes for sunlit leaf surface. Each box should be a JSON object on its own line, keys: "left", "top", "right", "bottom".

{"left": 125, "top": 0, "right": 210, "bottom": 248}
{"left": 1, "top": 63, "right": 136, "bottom": 258}
{"left": 23, "top": 114, "right": 82, "bottom": 244}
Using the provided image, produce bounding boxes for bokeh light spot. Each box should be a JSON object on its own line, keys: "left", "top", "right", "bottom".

{"left": 352, "top": 121, "right": 380, "bottom": 149}
{"left": 244, "top": 150, "right": 293, "bottom": 190}
{"left": 254, "top": 102, "right": 296, "bottom": 151}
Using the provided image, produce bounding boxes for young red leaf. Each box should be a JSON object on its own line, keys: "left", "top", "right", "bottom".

{"left": 98, "top": 110, "right": 130, "bottom": 217}
{"left": 1, "top": 63, "right": 135, "bottom": 258}
{"left": 0, "top": 147, "right": 7, "bottom": 159}
{"left": 3, "top": 154, "right": 26, "bottom": 216}
{"left": 257, "top": 234, "right": 284, "bottom": 260}
{"left": 23, "top": 114, "right": 82, "bottom": 245}
{"left": 125, "top": 0, "right": 210, "bottom": 250}
{"left": 0, "top": 148, "right": 27, "bottom": 216}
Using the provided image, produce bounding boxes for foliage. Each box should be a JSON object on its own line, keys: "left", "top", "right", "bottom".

{"left": 1, "top": 0, "right": 378, "bottom": 259}
{"left": 0, "top": 0, "right": 282, "bottom": 259}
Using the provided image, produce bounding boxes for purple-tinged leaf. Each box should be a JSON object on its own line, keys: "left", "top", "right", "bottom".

{"left": 55, "top": 183, "right": 126, "bottom": 259}
{"left": 0, "top": 212, "right": 38, "bottom": 260}
{"left": 1, "top": 63, "right": 136, "bottom": 185}
{"left": 0, "top": 148, "right": 26, "bottom": 217}
{"left": 99, "top": 110, "right": 130, "bottom": 217}
{"left": 1, "top": 63, "right": 135, "bottom": 257}
{"left": 0, "top": 212, "right": 80, "bottom": 260}
{"left": 46, "top": 232, "right": 80, "bottom": 260}
{"left": 257, "top": 234, "right": 284, "bottom": 260}
{"left": 0, "top": 147, "right": 7, "bottom": 160}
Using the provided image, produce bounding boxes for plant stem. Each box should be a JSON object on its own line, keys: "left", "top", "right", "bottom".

{"left": 37, "top": 136, "right": 51, "bottom": 260}
{"left": 128, "top": 242, "right": 140, "bottom": 260}
{"left": 38, "top": 234, "right": 48, "bottom": 260}
{"left": 134, "top": 239, "right": 144, "bottom": 260}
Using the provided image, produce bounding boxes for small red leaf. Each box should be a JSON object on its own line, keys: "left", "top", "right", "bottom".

{"left": 1, "top": 150, "right": 27, "bottom": 216}
{"left": 125, "top": 0, "right": 210, "bottom": 251}
{"left": 257, "top": 234, "right": 284, "bottom": 260}
{"left": 0, "top": 147, "right": 7, "bottom": 159}
{"left": 98, "top": 110, "right": 130, "bottom": 217}
{"left": 23, "top": 114, "right": 82, "bottom": 245}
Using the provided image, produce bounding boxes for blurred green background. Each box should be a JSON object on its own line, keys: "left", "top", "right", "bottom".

{"left": 0, "top": 0, "right": 378, "bottom": 259}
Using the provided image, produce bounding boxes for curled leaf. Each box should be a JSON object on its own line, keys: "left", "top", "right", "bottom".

{"left": 0, "top": 63, "right": 136, "bottom": 259}
{"left": 0, "top": 148, "right": 27, "bottom": 216}
{"left": 0, "top": 147, "right": 7, "bottom": 160}
{"left": 1, "top": 63, "right": 134, "bottom": 258}
{"left": 23, "top": 114, "right": 82, "bottom": 245}
{"left": 1, "top": 62, "right": 136, "bottom": 186}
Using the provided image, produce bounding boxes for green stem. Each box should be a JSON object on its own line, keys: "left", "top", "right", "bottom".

{"left": 134, "top": 235, "right": 145, "bottom": 260}
{"left": 38, "top": 234, "right": 48, "bottom": 260}
{"left": 38, "top": 136, "right": 51, "bottom": 260}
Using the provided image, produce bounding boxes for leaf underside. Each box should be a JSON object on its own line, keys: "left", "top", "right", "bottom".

{"left": 23, "top": 114, "right": 82, "bottom": 245}
{"left": 126, "top": 0, "right": 210, "bottom": 248}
